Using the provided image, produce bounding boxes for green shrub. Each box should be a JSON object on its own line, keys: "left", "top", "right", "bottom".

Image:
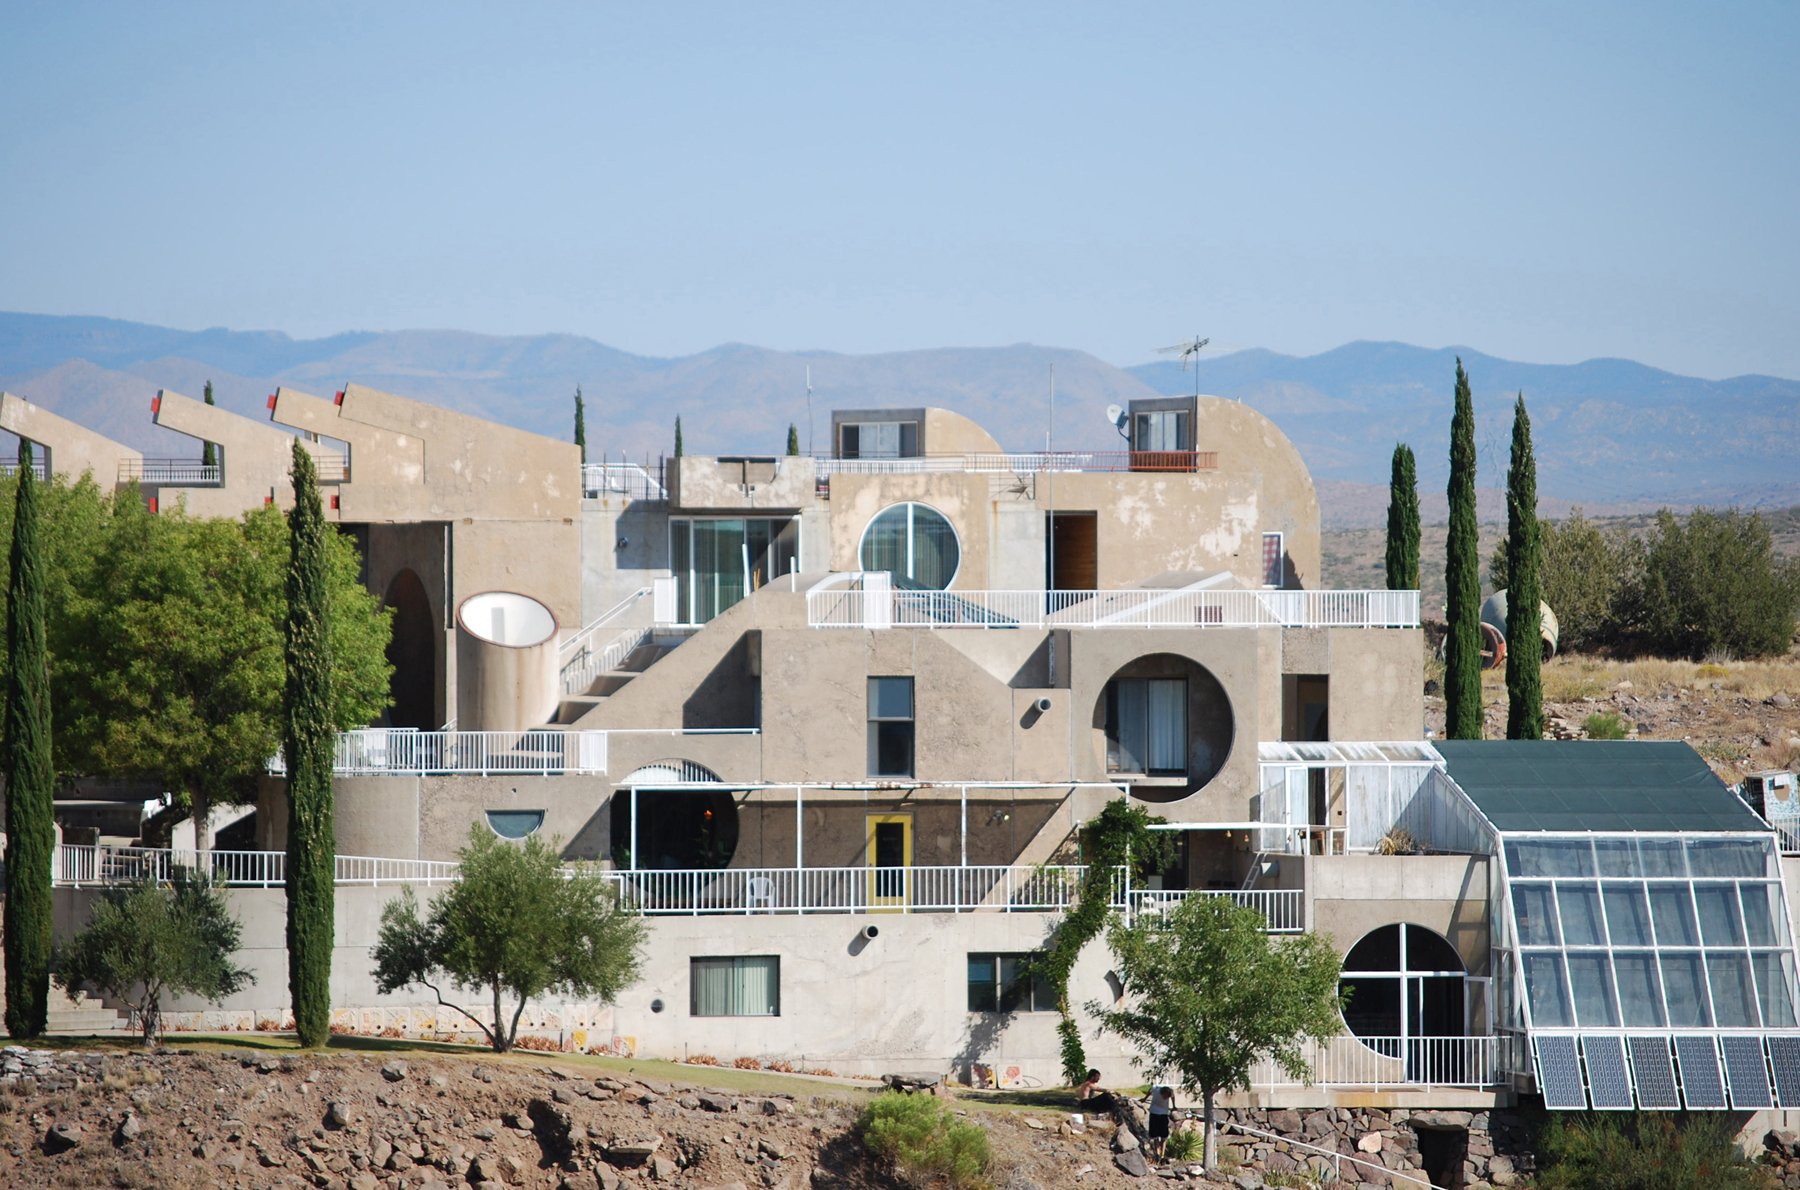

{"left": 858, "top": 1091, "right": 991, "bottom": 1189}
{"left": 1166, "top": 1126, "right": 1203, "bottom": 1162}
{"left": 1584, "top": 712, "right": 1628, "bottom": 740}
{"left": 1536, "top": 1111, "right": 1767, "bottom": 1190}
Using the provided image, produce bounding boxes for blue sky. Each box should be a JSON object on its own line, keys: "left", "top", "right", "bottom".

{"left": 3, "top": 2, "right": 1796, "bottom": 379}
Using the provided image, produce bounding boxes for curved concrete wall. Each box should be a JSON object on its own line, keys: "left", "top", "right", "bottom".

{"left": 455, "top": 592, "right": 559, "bottom": 732}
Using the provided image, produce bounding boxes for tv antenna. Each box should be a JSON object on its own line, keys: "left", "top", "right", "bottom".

{"left": 1156, "top": 335, "right": 1210, "bottom": 399}
{"left": 805, "top": 365, "right": 814, "bottom": 456}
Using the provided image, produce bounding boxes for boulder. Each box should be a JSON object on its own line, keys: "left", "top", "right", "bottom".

{"left": 380, "top": 1060, "right": 409, "bottom": 1082}
{"left": 1113, "top": 1124, "right": 1140, "bottom": 1152}
{"left": 1114, "top": 1148, "right": 1150, "bottom": 1177}
{"left": 44, "top": 1122, "right": 82, "bottom": 1155}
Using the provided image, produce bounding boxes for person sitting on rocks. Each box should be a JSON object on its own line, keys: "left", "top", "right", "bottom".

{"left": 1076, "top": 1068, "right": 1115, "bottom": 1114}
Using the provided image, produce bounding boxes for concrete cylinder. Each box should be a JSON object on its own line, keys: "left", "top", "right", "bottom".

{"left": 455, "top": 591, "right": 560, "bottom": 732}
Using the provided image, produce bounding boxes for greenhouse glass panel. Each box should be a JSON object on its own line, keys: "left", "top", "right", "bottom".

{"left": 1661, "top": 954, "right": 1713, "bottom": 1027}
{"left": 1707, "top": 954, "right": 1760, "bottom": 1028}
{"left": 1637, "top": 838, "right": 1687, "bottom": 878}
{"left": 1649, "top": 885, "right": 1700, "bottom": 947}
{"left": 1568, "top": 953, "right": 1621, "bottom": 1027}
{"left": 1695, "top": 884, "right": 1746, "bottom": 947}
{"left": 1593, "top": 838, "right": 1642, "bottom": 877}
{"left": 1756, "top": 952, "right": 1800, "bottom": 1029}
{"left": 1614, "top": 952, "right": 1667, "bottom": 1027}
{"left": 1687, "top": 838, "right": 1769, "bottom": 879}
{"left": 1558, "top": 883, "right": 1606, "bottom": 947}
{"left": 1514, "top": 884, "right": 1560, "bottom": 947}
{"left": 1524, "top": 952, "right": 1574, "bottom": 1028}
{"left": 1508, "top": 839, "right": 1595, "bottom": 878}
{"left": 1742, "top": 883, "right": 1784, "bottom": 948}
{"left": 1603, "top": 886, "right": 1654, "bottom": 948}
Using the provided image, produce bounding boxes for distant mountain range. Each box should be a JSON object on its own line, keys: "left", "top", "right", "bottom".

{"left": 1, "top": 312, "right": 1793, "bottom": 528}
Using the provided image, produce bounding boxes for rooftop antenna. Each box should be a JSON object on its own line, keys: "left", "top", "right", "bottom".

{"left": 805, "top": 365, "right": 814, "bottom": 457}
{"left": 1156, "top": 335, "right": 1210, "bottom": 399}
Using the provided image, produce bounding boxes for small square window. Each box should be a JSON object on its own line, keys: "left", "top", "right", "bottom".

{"left": 868, "top": 677, "right": 915, "bottom": 778}
{"left": 967, "top": 952, "right": 1055, "bottom": 1013}
{"left": 691, "top": 956, "right": 780, "bottom": 1017}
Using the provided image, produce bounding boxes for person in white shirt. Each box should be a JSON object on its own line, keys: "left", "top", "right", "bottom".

{"left": 1147, "top": 1084, "right": 1177, "bottom": 1160}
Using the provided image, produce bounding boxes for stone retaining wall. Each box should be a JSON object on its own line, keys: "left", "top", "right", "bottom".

{"left": 1216, "top": 1105, "right": 1537, "bottom": 1189}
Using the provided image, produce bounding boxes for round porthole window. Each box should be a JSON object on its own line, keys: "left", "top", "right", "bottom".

{"left": 859, "top": 503, "right": 960, "bottom": 590}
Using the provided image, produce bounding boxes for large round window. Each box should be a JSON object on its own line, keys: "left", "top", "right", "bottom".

{"left": 859, "top": 503, "right": 960, "bottom": 590}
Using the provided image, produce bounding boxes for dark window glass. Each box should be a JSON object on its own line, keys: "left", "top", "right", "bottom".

{"left": 868, "top": 677, "right": 915, "bottom": 777}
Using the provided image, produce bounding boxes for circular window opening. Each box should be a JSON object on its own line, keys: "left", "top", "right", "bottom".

{"left": 1339, "top": 924, "right": 1468, "bottom": 1071}
{"left": 485, "top": 810, "right": 545, "bottom": 840}
{"left": 1094, "top": 654, "right": 1233, "bottom": 801}
{"left": 610, "top": 766, "right": 739, "bottom": 870}
{"left": 859, "top": 503, "right": 960, "bottom": 590}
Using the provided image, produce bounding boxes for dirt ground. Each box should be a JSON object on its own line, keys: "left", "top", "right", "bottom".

{"left": 0, "top": 1041, "right": 1236, "bottom": 1190}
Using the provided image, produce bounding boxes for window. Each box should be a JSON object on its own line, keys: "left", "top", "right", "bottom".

{"left": 839, "top": 420, "right": 919, "bottom": 459}
{"left": 859, "top": 503, "right": 960, "bottom": 590}
{"left": 967, "top": 953, "right": 1055, "bottom": 1013}
{"left": 868, "top": 677, "right": 915, "bottom": 778}
{"left": 669, "top": 517, "right": 801, "bottom": 625}
{"left": 1262, "top": 532, "right": 1284, "bottom": 588}
{"left": 484, "top": 810, "right": 544, "bottom": 839}
{"left": 1132, "top": 409, "right": 1190, "bottom": 452}
{"left": 690, "top": 956, "right": 780, "bottom": 1016}
{"left": 1105, "top": 677, "right": 1186, "bottom": 776}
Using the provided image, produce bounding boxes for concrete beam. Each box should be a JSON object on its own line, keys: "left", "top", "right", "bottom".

{"left": 152, "top": 388, "right": 311, "bottom": 516}
{"left": 0, "top": 391, "right": 141, "bottom": 488}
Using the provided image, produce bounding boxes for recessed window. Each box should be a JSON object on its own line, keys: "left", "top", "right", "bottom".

{"left": 1133, "top": 408, "right": 1190, "bottom": 452}
{"left": 1105, "top": 677, "right": 1186, "bottom": 776}
{"left": 967, "top": 953, "right": 1056, "bottom": 1013}
{"left": 868, "top": 677, "right": 915, "bottom": 778}
{"left": 1262, "top": 532, "right": 1284, "bottom": 588}
{"left": 839, "top": 420, "right": 919, "bottom": 459}
{"left": 485, "top": 810, "right": 545, "bottom": 839}
{"left": 691, "top": 956, "right": 780, "bottom": 1017}
{"left": 860, "top": 503, "right": 960, "bottom": 590}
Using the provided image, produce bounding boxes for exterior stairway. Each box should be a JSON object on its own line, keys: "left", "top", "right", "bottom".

{"left": 553, "top": 639, "right": 675, "bottom": 726}
{"left": 46, "top": 986, "right": 129, "bottom": 1034}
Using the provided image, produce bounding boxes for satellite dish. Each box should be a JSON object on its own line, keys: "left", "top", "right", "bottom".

{"left": 1105, "top": 403, "right": 1127, "bottom": 430}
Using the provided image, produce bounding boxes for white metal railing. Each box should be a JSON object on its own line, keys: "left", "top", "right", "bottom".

{"left": 562, "top": 626, "right": 653, "bottom": 697}
{"left": 814, "top": 450, "right": 1219, "bottom": 477}
{"left": 581, "top": 461, "right": 666, "bottom": 501}
{"left": 119, "top": 459, "right": 222, "bottom": 486}
{"left": 1216, "top": 1118, "right": 1433, "bottom": 1188}
{"left": 1129, "top": 888, "right": 1305, "bottom": 932}
{"left": 1248, "top": 1034, "right": 1501, "bottom": 1089}
{"left": 560, "top": 588, "right": 653, "bottom": 663}
{"left": 1774, "top": 820, "right": 1800, "bottom": 856}
{"left": 53, "top": 844, "right": 461, "bottom": 888}
{"left": 0, "top": 460, "right": 47, "bottom": 480}
{"left": 560, "top": 587, "right": 657, "bottom": 696}
{"left": 604, "top": 864, "right": 1093, "bottom": 915}
{"left": 807, "top": 581, "right": 1420, "bottom": 630}
{"left": 268, "top": 729, "right": 611, "bottom": 776}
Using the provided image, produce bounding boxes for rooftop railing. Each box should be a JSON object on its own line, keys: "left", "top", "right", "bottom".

{"left": 53, "top": 844, "right": 461, "bottom": 888}
{"left": 815, "top": 449, "right": 1218, "bottom": 478}
{"left": 807, "top": 578, "right": 1421, "bottom": 630}
{"left": 119, "top": 459, "right": 222, "bottom": 486}
{"left": 582, "top": 461, "right": 667, "bottom": 501}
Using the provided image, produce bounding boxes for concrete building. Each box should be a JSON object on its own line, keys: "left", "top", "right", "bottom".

{"left": 22, "top": 383, "right": 1800, "bottom": 1134}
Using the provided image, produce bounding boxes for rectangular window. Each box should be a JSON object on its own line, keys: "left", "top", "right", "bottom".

{"left": 1105, "top": 677, "right": 1186, "bottom": 776}
{"left": 1262, "top": 531, "right": 1284, "bottom": 587}
{"left": 839, "top": 421, "right": 920, "bottom": 459}
{"left": 1132, "top": 409, "right": 1190, "bottom": 452}
{"left": 690, "top": 956, "right": 780, "bottom": 1017}
{"left": 868, "top": 677, "right": 915, "bottom": 777}
{"left": 669, "top": 517, "right": 801, "bottom": 624}
{"left": 967, "top": 953, "right": 1056, "bottom": 1013}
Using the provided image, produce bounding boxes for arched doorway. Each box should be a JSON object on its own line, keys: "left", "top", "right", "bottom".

{"left": 609, "top": 762, "right": 739, "bottom": 870}
{"left": 1340, "top": 924, "right": 1474, "bottom": 1081}
{"left": 383, "top": 569, "right": 436, "bottom": 730}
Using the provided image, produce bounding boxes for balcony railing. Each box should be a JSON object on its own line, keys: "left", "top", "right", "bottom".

{"left": 119, "top": 459, "right": 222, "bottom": 486}
{"left": 582, "top": 461, "right": 667, "bottom": 501}
{"left": 270, "top": 729, "right": 611, "bottom": 776}
{"left": 1249, "top": 1034, "right": 1504, "bottom": 1088}
{"left": 0, "top": 460, "right": 47, "bottom": 480}
{"left": 808, "top": 579, "right": 1420, "bottom": 630}
{"left": 53, "top": 844, "right": 461, "bottom": 888}
{"left": 1129, "top": 888, "right": 1306, "bottom": 932}
{"left": 605, "top": 864, "right": 1101, "bottom": 915}
{"left": 815, "top": 450, "right": 1218, "bottom": 478}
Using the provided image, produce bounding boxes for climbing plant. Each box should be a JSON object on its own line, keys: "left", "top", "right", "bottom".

{"left": 1034, "top": 799, "right": 1173, "bottom": 1085}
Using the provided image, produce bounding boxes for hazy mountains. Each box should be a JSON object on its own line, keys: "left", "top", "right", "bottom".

{"left": 0, "top": 312, "right": 1793, "bottom": 528}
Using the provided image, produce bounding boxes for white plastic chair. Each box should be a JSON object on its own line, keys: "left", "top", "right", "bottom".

{"left": 746, "top": 875, "right": 775, "bottom": 912}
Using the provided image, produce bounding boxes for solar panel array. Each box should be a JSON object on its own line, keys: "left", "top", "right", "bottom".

{"left": 1533, "top": 1034, "right": 1800, "bottom": 1109}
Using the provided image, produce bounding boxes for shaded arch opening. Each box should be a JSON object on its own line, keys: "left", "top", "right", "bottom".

{"left": 1092, "top": 652, "right": 1234, "bottom": 801}
{"left": 610, "top": 762, "right": 740, "bottom": 870}
{"left": 383, "top": 568, "right": 436, "bottom": 730}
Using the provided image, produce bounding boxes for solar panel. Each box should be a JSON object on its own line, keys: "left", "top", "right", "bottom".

{"left": 1627, "top": 1035, "right": 1680, "bottom": 1109}
{"left": 1582, "top": 1035, "right": 1634, "bottom": 1109}
{"left": 1722, "top": 1035, "right": 1774, "bottom": 1108}
{"left": 1675, "top": 1035, "right": 1727, "bottom": 1109}
{"left": 1769, "top": 1036, "right": 1800, "bottom": 1107}
{"left": 1536, "top": 1036, "right": 1588, "bottom": 1109}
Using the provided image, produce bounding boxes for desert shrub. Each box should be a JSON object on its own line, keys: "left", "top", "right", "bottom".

{"left": 858, "top": 1091, "right": 991, "bottom": 1189}
{"left": 1492, "top": 508, "right": 1644, "bottom": 652}
{"left": 1584, "top": 712, "right": 1629, "bottom": 740}
{"left": 1535, "top": 1111, "right": 1766, "bottom": 1190}
{"left": 685, "top": 1053, "right": 720, "bottom": 1066}
{"left": 733, "top": 1056, "right": 763, "bottom": 1070}
{"left": 1634, "top": 508, "right": 1800, "bottom": 659}
{"left": 766, "top": 1060, "right": 795, "bottom": 1073}
{"left": 1166, "top": 1126, "right": 1203, "bottom": 1162}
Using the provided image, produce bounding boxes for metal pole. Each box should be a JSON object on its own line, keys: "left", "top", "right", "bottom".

{"left": 630, "top": 787, "right": 638, "bottom": 871}
{"left": 796, "top": 785, "right": 805, "bottom": 915}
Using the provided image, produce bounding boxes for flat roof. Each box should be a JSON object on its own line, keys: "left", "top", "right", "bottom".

{"left": 1435, "top": 739, "right": 1764, "bottom": 834}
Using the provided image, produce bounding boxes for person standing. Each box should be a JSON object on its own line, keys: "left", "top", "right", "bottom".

{"left": 1147, "top": 1083, "right": 1177, "bottom": 1161}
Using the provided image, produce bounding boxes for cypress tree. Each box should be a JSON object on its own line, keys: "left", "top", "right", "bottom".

{"left": 786, "top": 423, "right": 799, "bottom": 456}
{"left": 1504, "top": 394, "right": 1544, "bottom": 739}
{"left": 674, "top": 416, "right": 684, "bottom": 458}
{"left": 1444, "top": 359, "right": 1483, "bottom": 739}
{"left": 3, "top": 442, "right": 54, "bottom": 1039}
{"left": 1384, "top": 443, "right": 1420, "bottom": 590}
{"left": 283, "top": 441, "right": 336, "bottom": 1047}
{"left": 201, "top": 380, "right": 217, "bottom": 470}
{"left": 573, "top": 387, "right": 586, "bottom": 464}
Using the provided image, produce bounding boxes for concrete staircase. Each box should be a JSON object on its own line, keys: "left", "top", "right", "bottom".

{"left": 45, "top": 986, "right": 129, "bottom": 1034}
{"left": 554, "top": 639, "right": 676, "bottom": 726}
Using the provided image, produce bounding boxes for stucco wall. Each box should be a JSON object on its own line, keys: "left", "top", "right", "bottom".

{"left": 1310, "top": 854, "right": 1492, "bottom": 976}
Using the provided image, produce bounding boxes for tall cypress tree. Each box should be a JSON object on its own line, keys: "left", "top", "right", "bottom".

{"left": 201, "top": 380, "right": 217, "bottom": 470}
{"left": 1444, "top": 359, "right": 1483, "bottom": 739}
{"left": 786, "top": 423, "right": 800, "bottom": 456}
{"left": 1384, "top": 443, "right": 1420, "bottom": 590}
{"left": 283, "top": 441, "right": 335, "bottom": 1047}
{"left": 3, "top": 442, "right": 54, "bottom": 1038}
{"left": 674, "top": 416, "right": 684, "bottom": 458}
{"left": 573, "top": 387, "right": 586, "bottom": 464}
{"left": 1504, "top": 394, "right": 1544, "bottom": 740}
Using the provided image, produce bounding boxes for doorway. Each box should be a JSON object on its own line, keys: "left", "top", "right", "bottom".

{"left": 866, "top": 814, "right": 912, "bottom": 909}
{"left": 1046, "top": 512, "right": 1098, "bottom": 592}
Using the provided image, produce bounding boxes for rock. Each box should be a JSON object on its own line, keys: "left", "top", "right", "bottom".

{"left": 44, "top": 1122, "right": 82, "bottom": 1154}
{"left": 1771, "top": 692, "right": 1793, "bottom": 709}
{"left": 386, "top": 1149, "right": 413, "bottom": 1171}
{"left": 1114, "top": 1148, "right": 1150, "bottom": 1177}
{"left": 326, "top": 1102, "right": 352, "bottom": 1129}
{"left": 1113, "top": 1124, "right": 1140, "bottom": 1152}
{"left": 698, "top": 1184, "right": 749, "bottom": 1190}
{"left": 597, "top": 1166, "right": 622, "bottom": 1190}
{"left": 1267, "top": 1109, "right": 1302, "bottom": 1136}
{"left": 348, "top": 1173, "right": 379, "bottom": 1190}
{"left": 380, "top": 1060, "right": 409, "bottom": 1082}
{"left": 370, "top": 1137, "right": 393, "bottom": 1167}
{"left": 116, "top": 1113, "right": 143, "bottom": 1144}
{"left": 1024, "top": 1116, "right": 1046, "bottom": 1130}
{"left": 758, "top": 1139, "right": 790, "bottom": 1160}
{"left": 697, "top": 1093, "right": 735, "bottom": 1112}
{"left": 607, "top": 1136, "right": 664, "bottom": 1162}
{"left": 469, "top": 1152, "right": 505, "bottom": 1182}
{"left": 1357, "top": 1132, "right": 1383, "bottom": 1154}
{"left": 651, "top": 1153, "right": 678, "bottom": 1180}
{"left": 497, "top": 1153, "right": 525, "bottom": 1182}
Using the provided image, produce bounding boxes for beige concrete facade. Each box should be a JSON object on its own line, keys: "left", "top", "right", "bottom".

{"left": 0, "top": 391, "right": 142, "bottom": 488}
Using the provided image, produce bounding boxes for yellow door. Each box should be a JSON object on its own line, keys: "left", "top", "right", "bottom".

{"left": 866, "top": 814, "right": 913, "bottom": 910}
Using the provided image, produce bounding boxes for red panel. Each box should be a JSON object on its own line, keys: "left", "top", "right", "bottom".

{"left": 330, "top": 494, "right": 340, "bottom": 510}
{"left": 267, "top": 393, "right": 277, "bottom": 410}
{"left": 334, "top": 390, "right": 345, "bottom": 405}
{"left": 147, "top": 496, "right": 158, "bottom": 515}
{"left": 150, "top": 395, "right": 161, "bottom": 414}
